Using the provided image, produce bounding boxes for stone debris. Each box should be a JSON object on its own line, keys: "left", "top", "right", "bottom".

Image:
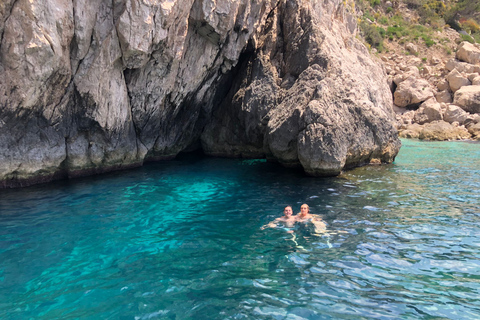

{"left": 391, "top": 42, "right": 480, "bottom": 141}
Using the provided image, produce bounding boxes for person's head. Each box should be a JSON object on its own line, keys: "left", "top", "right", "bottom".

{"left": 300, "top": 204, "right": 309, "bottom": 216}
{"left": 283, "top": 206, "right": 293, "bottom": 217}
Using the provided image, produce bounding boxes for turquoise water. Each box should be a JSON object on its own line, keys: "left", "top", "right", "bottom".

{"left": 1, "top": 139, "right": 479, "bottom": 319}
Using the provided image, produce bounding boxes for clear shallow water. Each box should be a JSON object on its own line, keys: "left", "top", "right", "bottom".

{"left": 0, "top": 139, "right": 479, "bottom": 320}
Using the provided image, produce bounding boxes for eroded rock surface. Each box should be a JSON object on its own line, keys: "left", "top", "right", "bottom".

{"left": 0, "top": 0, "right": 400, "bottom": 187}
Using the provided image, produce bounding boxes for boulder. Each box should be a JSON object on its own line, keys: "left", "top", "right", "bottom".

{"left": 399, "top": 110, "right": 416, "bottom": 124}
{"left": 418, "top": 121, "right": 471, "bottom": 140}
{"left": 430, "top": 57, "right": 441, "bottom": 65}
{"left": 453, "top": 85, "right": 480, "bottom": 113}
{"left": 444, "top": 104, "right": 472, "bottom": 125}
{"left": 467, "top": 73, "right": 479, "bottom": 82}
{"left": 468, "top": 122, "right": 480, "bottom": 140}
{"left": 435, "top": 90, "right": 452, "bottom": 103}
{"left": 446, "top": 69, "right": 471, "bottom": 93}
{"left": 406, "top": 43, "right": 418, "bottom": 55}
{"left": 420, "top": 66, "right": 432, "bottom": 77}
{"left": 398, "top": 123, "right": 422, "bottom": 139}
{"left": 393, "top": 67, "right": 419, "bottom": 85}
{"left": 456, "top": 41, "right": 480, "bottom": 65}
{"left": 393, "top": 76, "right": 434, "bottom": 108}
{"left": 436, "top": 79, "right": 450, "bottom": 91}
{"left": 472, "top": 76, "right": 480, "bottom": 86}
{"left": 413, "top": 98, "right": 443, "bottom": 124}
{"left": 445, "top": 59, "right": 479, "bottom": 73}
{"left": 399, "top": 121, "right": 471, "bottom": 140}
{"left": 470, "top": 114, "right": 480, "bottom": 124}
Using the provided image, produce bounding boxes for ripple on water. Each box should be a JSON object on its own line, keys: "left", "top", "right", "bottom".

{"left": 0, "top": 140, "right": 480, "bottom": 319}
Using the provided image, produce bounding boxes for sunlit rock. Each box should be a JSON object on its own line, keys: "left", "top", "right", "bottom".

{"left": 0, "top": 0, "right": 401, "bottom": 187}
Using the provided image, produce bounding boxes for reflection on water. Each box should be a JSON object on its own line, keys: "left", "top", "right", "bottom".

{"left": 0, "top": 139, "right": 479, "bottom": 319}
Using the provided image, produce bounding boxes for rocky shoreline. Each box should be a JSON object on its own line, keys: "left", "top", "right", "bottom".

{"left": 385, "top": 40, "right": 480, "bottom": 140}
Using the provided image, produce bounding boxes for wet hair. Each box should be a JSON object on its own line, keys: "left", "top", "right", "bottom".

{"left": 301, "top": 204, "right": 310, "bottom": 212}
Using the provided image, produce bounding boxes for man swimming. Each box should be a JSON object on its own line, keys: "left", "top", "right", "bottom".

{"left": 261, "top": 206, "right": 296, "bottom": 229}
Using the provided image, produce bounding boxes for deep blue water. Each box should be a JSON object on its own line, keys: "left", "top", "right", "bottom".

{"left": 0, "top": 139, "right": 479, "bottom": 320}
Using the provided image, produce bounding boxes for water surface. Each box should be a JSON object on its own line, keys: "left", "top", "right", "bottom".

{"left": 1, "top": 139, "right": 479, "bottom": 319}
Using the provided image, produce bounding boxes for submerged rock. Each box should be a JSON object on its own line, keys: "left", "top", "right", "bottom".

{"left": 0, "top": 0, "right": 400, "bottom": 187}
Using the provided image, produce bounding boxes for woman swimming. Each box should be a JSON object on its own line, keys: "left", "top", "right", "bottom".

{"left": 295, "top": 204, "right": 326, "bottom": 233}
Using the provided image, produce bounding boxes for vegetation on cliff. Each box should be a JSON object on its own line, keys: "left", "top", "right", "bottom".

{"left": 357, "top": 0, "right": 480, "bottom": 53}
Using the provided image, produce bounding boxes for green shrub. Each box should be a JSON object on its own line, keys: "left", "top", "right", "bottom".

{"left": 414, "top": 24, "right": 428, "bottom": 33}
{"left": 422, "top": 34, "right": 436, "bottom": 47}
{"left": 386, "top": 25, "right": 406, "bottom": 38}
{"left": 391, "top": 15, "right": 405, "bottom": 26}
{"left": 363, "top": 11, "right": 375, "bottom": 22}
{"left": 418, "top": 0, "right": 446, "bottom": 24}
{"left": 360, "top": 22, "right": 385, "bottom": 51}
{"left": 460, "top": 33, "right": 475, "bottom": 43}
{"left": 378, "top": 16, "right": 389, "bottom": 25}
{"left": 430, "top": 17, "right": 445, "bottom": 29}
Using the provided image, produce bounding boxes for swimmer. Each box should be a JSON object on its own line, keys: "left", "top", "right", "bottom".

{"left": 295, "top": 203, "right": 313, "bottom": 221}
{"left": 261, "top": 206, "right": 296, "bottom": 230}
{"left": 295, "top": 203, "right": 327, "bottom": 233}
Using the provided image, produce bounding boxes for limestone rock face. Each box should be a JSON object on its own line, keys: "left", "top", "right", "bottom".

{"left": 0, "top": 0, "right": 400, "bottom": 187}
{"left": 1, "top": 0, "right": 76, "bottom": 186}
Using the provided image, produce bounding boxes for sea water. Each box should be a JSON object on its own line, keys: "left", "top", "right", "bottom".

{"left": 0, "top": 139, "right": 479, "bottom": 319}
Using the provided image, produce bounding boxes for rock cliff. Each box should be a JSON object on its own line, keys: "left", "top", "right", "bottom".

{"left": 0, "top": 0, "right": 400, "bottom": 188}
